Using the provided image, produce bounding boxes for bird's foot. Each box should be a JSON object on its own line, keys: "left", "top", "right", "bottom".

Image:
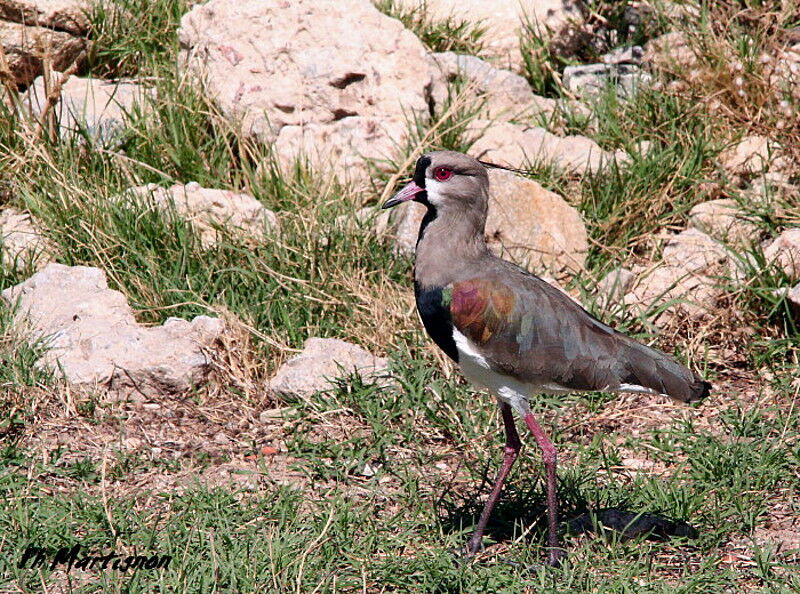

{"left": 523, "top": 547, "right": 567, "bottom": 573}
{"left": 449, "top": 539, "right": 484, "bottom": 567}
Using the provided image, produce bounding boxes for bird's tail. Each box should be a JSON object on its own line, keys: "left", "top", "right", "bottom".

{"left": 622, "top": 340, "right": 711, "bottom": 403}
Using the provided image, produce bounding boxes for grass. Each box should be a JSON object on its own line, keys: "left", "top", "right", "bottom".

{"left": 1, "top": 0, "right": 799, "bottom": 592}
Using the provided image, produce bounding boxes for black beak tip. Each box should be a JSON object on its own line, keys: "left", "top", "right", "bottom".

{"left": 381, "top": 198, "right": 400, "bottom": 209}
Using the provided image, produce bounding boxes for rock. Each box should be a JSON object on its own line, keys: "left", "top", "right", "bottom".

{"left": 119, "top": 183, "right": 279, "bottom": 248}
{"left": 623, "top": 265, "right": 721, "bottom": 326}
{"left": 688, "top": 199, "right": 759, "bottom": 247}
{"left": 622, "top": 230, "right": 727, "bottom": 326}
{"left": 662, "top": 228, "right": 729, "bottom": 274}
{"left": 597, "top": 267, "right": 635, "bottom": 307}
{"left": 745, "top": 173, "right": 799, "bottom": 206}
{"left": 1, "top": 263, "right": 225, "bottom": 396}
{"left": 764, "top": 228, "right": 800, "bottom": 280}
{"left": 468, "top": 120, "right": 627, "bottom": 175}
{"left": 0, "top": 207, "right": 54, "bottom": 270}
{"left": 387, "top": 169, "right": 588, "bottom": 279}
{"left": 602, "top": 45, "right": 644, "bottom": 65}
{"left": 643, "top": 31, "right": 697, "bottom": 72}
{"left": 483, "top": 168, "right": 587, "bottom": 277}
{"left": 429, "top": 51, "right": 557, "bottom": 121}
{"left": 788, "top": 283, "right": 800, "bottom": 312}
{"left": 269, "top": 337, "right": 389, "bottom": 398}
{"left": 271, "top": 117, "right": 407, "bottom": 185}
{"left": 562, "top": 63, "right": 652, "bottom": 100}
{"left": 178, "top": 0, "right": 437, "bottom": 184}
{"left": 0, "top": 19, "right": 85, "bottom": 86}
{"left": 0, "top": 0, "right": 92, "bottom": 35}
{"left": 719, "top": 135, "right": 776, "bottom": 176}
{"left": 386, "top": 0, "right": 583, "bottom": 70}
{"left": 21, "top": 73, "right": 152, "bottom": 148}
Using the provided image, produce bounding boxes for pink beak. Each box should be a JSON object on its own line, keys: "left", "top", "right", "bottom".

{"left": 381, "top": 181, "right": 425, "bottom": 209}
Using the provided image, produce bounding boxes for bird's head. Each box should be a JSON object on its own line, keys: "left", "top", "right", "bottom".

{"left": 382, "top": 151, "right": 489, "bottom": 214}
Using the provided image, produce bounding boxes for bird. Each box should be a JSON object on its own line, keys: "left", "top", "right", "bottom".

{"left": 381, "top": 150, "right": 710, "bottom": 567}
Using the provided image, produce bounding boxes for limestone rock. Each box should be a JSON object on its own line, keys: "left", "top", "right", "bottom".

{"left": 484, "top": 168, "right": 587, "bottom": 277}
{"left": 764, "top": 228, "right": 800, "bottom": 280}
{"left": 562, "top": 63, "right": 652, "bottom": 100}
{"left": 0, "top": 207, "right": 54, "bottom": 270}
{"left": 468, "top": 120, "right": 627, "bottom": 175}
{"left": 387, "top": 169, "right": 588, "bottom": 280}
{"left": 597, "top": 267, "right": 635, "bottom": 308}
{"left": 788, "top": 283, "right": 800, "bottom": 312}
{"left": 688, "top": 199, "right": 759, "bottom": 247}
{"left": 120, "top": 183, "right": 279, "bottom": 248}
{"left": 0, "top": 19, "right": 85, "bottom": 86}
{"left": 385, "top": 0, "right": 583, "bottom": 70}
{"left": 269, "top": 337, "right": 389, "bottom": 398}
{"left": 662, "top": 228, "right": 729, "bottom": 274}
{"left": 643, "top": 31, "right": 697, "bottom": 72}
{"left": 0, "top": 0, "right": 92, "bottom": 35}
{"left": 623, "top": 229, "right": 727, "bottom": 326}
{"left": 1, "top": 264, "right": 225, "bottom": 396}
{"left": 178, "top": 0, "right": 437, "bottom": 183}
{"left": 719, "top": 135, "right": 776, "bottom": 176}
{"left": 429, "top": 51, "right": 557, "bottom": 121}
{"left": 623, "top": 265, "right": 721, "bottom": 326}
{"left": 21, "top": 73, "right": 152, "bottom": 147}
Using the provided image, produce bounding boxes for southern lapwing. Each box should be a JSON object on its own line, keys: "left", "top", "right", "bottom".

{"left": 382, "top": 150, "right": 710, "bottom": 567}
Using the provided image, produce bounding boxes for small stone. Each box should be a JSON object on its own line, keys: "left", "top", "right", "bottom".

{"left": 788, "top": 284, "right": 800, "bottom": 311}
{"left": 563, "top": 63, "right": 652, "bottom": 100}
{"left": 0, "top": 208, "right": 55, "bottom": 270}
{"left": 261, "top": 445, "right": 278, "bottom": 456}
{"left": 719, "top": 135, "right": 776, "bottom": 176}
{"left": 763, "top": 228, "right": 800, "bottom": 280}
{"left": 269, "top": 337, "right": 389, "bottom": 398}
{"left": 214, "top": 432, "right": 230, "bottom": 444}
{"left": 597, "top": 267, "right": 635, "bottom": 307}
{"left": 662, "top": 228, "right": 729, "bottom": 274}
{"left": 688, "top": 199, "right": 759, "bottom": 247}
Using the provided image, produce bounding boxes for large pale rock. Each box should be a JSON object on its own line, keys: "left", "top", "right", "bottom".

{"left": 21, "top": 74, "right": 151, "bottom": 147}
{"left": 719, "top": 135, "right": 776, "bottom": 176}
{"left": 484, "top": 168, "right": 587, "bottom": 276}
{"left": 0, "top": 20, "right": 85, "bottom": 86}
{"left": 0, "top": 0, "right": 91, "bottom": 35}
{"left": 386, "top": 0, "right": 583, "bottom": 69}
{"left": 269, "top": 337, "right": 389, "bottom": 398}
{"left": 0, "top": 207, "right": 54, "bottom": 270}
{"left": 388, "top": 169, "right": 588, "bottom": 279}
{"left": 429, "top": 51, "right": 557, "bottom": 121}
{"left": 178, "top": 0, "right": 437, "bottom": 183}
{"left": 1, "top": 264, "right": 225, "bottom": 395}
{"left": 688, "top": 199, "right": 759, "bottom": 247}
{"left": 120, "top": 183, "right": 279, "bottom": 248}
{"left": 468, "top": 120, "right": 627, "bottom": 175}
{"left": 764, "top": 228, "right": 800, "bottom": 281}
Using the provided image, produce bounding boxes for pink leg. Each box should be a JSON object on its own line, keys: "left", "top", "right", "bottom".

{"left": 466, "top": 403, "right": 521, "bottom": 555}
{"left": 524, "top": 412, "right": 566, "bottom": 567}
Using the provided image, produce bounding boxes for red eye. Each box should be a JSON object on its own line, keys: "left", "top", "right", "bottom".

{"left": 433, "top": 167, "right": 453, "bottom": 182}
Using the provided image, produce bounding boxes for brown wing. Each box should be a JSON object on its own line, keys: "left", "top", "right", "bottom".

{"left": 450, "top": 272, "right": 709, "bottom": 402}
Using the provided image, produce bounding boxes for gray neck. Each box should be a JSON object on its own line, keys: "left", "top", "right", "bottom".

{"left": 414, "top": 202, "right": 489, "bottom": 289}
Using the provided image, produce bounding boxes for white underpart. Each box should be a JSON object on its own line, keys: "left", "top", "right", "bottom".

{"left": 453, "top": 329, "right": 571, "bottom": 416}
{"left": 452, "top": 330, "right": 667, "bottom": 413}
{"left": 424, "top": 178, "right": 445, "bottom": 206}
